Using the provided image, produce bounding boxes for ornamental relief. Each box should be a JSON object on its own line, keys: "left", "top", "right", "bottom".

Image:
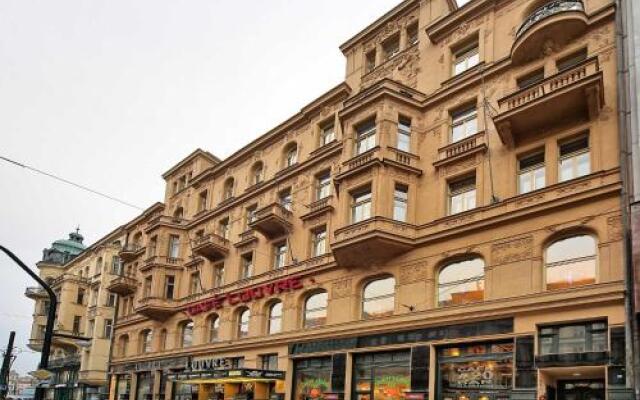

{"left": 362, "top": 46, "right": 421, "bottom": 90}
{"left": 331, "top": 278, "right": 352, "bottom": 298}
{"left": 399, "top": 262, "right": 427, "bottom": 284}
{"left": 491, "top": 235, "right": 534, "bottom": 266}
{"left": 607, "top": 215, "right": 623, "bottom": 242}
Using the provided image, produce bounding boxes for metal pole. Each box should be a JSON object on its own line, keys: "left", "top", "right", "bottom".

{"left": 0, "top": 246, "right": 58, "bottom": 400}
{"left": 0, "top": 331, "right": 15, "bottom": 400}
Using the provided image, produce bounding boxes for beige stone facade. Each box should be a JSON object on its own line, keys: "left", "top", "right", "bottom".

{"left": 73, "top": 1, "right": 629, "bottom": 400}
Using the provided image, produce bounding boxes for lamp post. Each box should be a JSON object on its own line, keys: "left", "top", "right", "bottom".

{"left": 0, "top": 246, "right": 57, "bottom": 400}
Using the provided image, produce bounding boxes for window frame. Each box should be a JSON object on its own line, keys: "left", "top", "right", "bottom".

{"left": 351, "top": 187, "right": 373, "bottom": 223}
{"left": 452, "top": 41, "right": 480, "bottom": 76}
{"left": 450, "top": 105, "right": 478, "bottom": 143}
{"left": 355, "top": 120, "right": 377, "bottom": 155}
{"left": 558, "top": 135, "right": 591, "bottom": 183}
{"left": 393, "top": 184, "right": 409, "bottom": 222}
{"left": 362, "top": 276, "right": 396, "bottom": 320}
{"left": 396, "top": 117, "right": 412, "bottom": 152}
{"left": 437, "top": 258, "right": 485, "bottom": 307}
{"left": 448, "top": 176, "right": 477, "bottom": 215}
{"left": 544, "top": 234, "right": 597, "bottom": 290}
{"left": 267, "top": 301, "right": 283, "bottom": 335}
{"left": 303, "top": 291, "right": 328, "bottom": 329}
{"left": 517, "top": 151, "right": 546, "bottom": 194}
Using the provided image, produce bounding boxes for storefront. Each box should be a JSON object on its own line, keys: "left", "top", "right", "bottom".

{"left": 353, "top": 351, "right": 411, "bottom": 400}
{"left": 114, "top": 374, "right": 131, "bottom": 400}
{"left": 136, "top": 372, "right": 154, "bottom": 400}
{"left": 168, "top": 368, "right": 285, "bottom": 400}
{"left": 292, "top": 357, "right": 332, "bottom": 400}
{"left": 110, "top": 356, "right": 190, "bottom": 400}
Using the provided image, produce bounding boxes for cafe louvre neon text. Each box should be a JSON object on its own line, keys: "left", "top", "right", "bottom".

{"left": 185, "top": 276, "right": 304, "bottom": 316}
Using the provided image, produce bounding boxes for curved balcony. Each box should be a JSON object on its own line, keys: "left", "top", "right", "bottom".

{"left": 107, "top": 275, "right": 138, "bottom": 295}
{"left": 192, "top": 233, "right": 230, "bottom": 261}
{"left": 25, "top": 286, "right": 47, "bottom": 299}
{"left": 249, "top": 203, "right": 293, "bottom": 239}
{"left": 135, "top": 296, "right": 176, "bottom": 320}
{"left": 512, "top": 1, "right": 587, "bottom": 65}
{"left": 119, "top": 243, "right": 144, "bottom": 262}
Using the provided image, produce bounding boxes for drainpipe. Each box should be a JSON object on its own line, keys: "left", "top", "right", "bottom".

{"left": 614, "top": 0, "right": 640, "bottom": 398}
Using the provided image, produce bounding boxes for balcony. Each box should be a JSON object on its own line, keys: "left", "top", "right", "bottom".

{"left": 140, "top": 255, "right": 183, "bottom": 272}
{"left": 249, "top": 203, "right": 293, "bottom": 238}
{"left": 25, "top": 286, "right": 47, "bottom": 299}
{"left": 107, "top": 275, "right": 137, "bottom": 295}
{"left": 192, "top": 233, "right": 230, "bottom": 261}
{"left": 27, "top": 337, "right": 43, "bottom": 352}
{"left": 334, "top": 147, "right": 422, "bottom": 183}
{"left": 331, "top": 217, "right": 415, "bottom": 267}
{"left": 79, "top": 370, "right": 107, "bottom": 385}
{"left": 136, "top": 296, "right": 176, "bottom": 320}
{"left": 301, "top": 196, "right": 335, "bottom": 221}
{"left": 118, "top": 243, "right": 144, "bottom": 262}
{"left": 48, "top": 354, "right": 81, "bottom": 369}
{"left": 494, "top": 57, "right": 603, "bottom": 146}
{"left": 433, "top": 132, "right": 487, "bottom": 168}
{"left": 512, "top": 1, "right": 587, "bottom": 65}
{"left": 145, "top": 215, "right": 188, "bottom": 232}
{"left": 234, "top": 230, "right": 259, "bottom": 248}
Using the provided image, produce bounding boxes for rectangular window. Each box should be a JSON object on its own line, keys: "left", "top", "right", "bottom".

{"left": 517, "top": 68, "right": 545, "bottom": 89}
{"left": 103, "top": 319, "right": 113, "bottom": 339}
{"left": 88, "top": 319, "right": 95, "bottom": 337}
{"left": 148, "top": 236, "right": 157, "bottom": 257}
{"left": 320, "top": 122, "right": 335, "bottom": 146}
{"left": 316, "top": 172, "right": 331, "bottom": 200}
{"left": 366, "top": 50, "right": 376, "bottom": 73}
{"left": 213, "top": 263, "right": 225, "bottom": 288}
{"left": 143, "top": 276, "right": 152, "bottom": 297}
{"left": 279, "top": 188, "right": 293, "bottom": 211}
{"left": 260, "top": 354, "right": 279, "bottom": 371}
{"left": 407, "top": 23, "right": 419, "bottom": 46}
{"left": 453, "top": 42, "right": 479, "bottom": 75}
{"left": 164, "top": 276, "right": 175, "bottom": 300}
{"left": 355, "top": 119, "right": 377, "bottom": 155}
{"left": 241, "top": 253, "right": 254, "bottom": 279}
{"left": 312, "top": 227, "right": 327, "bottom": 257}
{"left": 539, "top": 321, "right": 608, "bottom": 355}
{"left": 518, "top": 152, "right": 545, "bottom": 194}
{"left": 189, "top": 272, "right": 200, "bottom": 295}
{"left": 382, "top": 35, "right": 400, "bottom": 60}
{"left": 218, "top": 218, "right": 229, "bottom": 239}
{"left": 397, "top": 117, "right": 411, "bottom": 152}
{"left": 352, "top": 188, "right": 372, "bottom": 223}
{"left": 559, "top": 136, "right": 590, "bottom": 182}
{"left": 231, "top": 357, "right": 245, "bottom": 369}
{"left": 274, "top": 242, "right": 288, "bottom": 269}
{"left": 393, "top": 184, "right": 409, "bottom": 222}
{"left": 556, "top": 48, "right": 588, "bottom": 72}
{"left": 90, "top": 288, "right": 98, "bottom": 307}
{"left": 107, "top": 293, "right": 117, "bottom": 308}
{"left": 76, "top": 288, "right": 85, "bottom": 305}
{"left": 111, "top": 256, "right": 121, "bottom": 275}
{"left": 72, "top": 316, "right": 82, "bottom": 335}
{"left": 246, "top": 205, "right": 257, "bottom": 228}
{"left": 168, "top": 235, "right": 180, "bottom": 259}
{"left": 451, "top": 106, "right": 478, "bottom": 143}
{"left": 449, "top": 176, "right": 476, "bottom": 215}
{"left": 197, "top": 190, "right": 208, "bottom": 213}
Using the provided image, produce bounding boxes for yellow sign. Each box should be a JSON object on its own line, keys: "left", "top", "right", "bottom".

{"left": 30, "top": 369, "right": 52, "bottom": 380}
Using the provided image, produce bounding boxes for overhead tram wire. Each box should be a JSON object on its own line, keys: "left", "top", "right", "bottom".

{"left": 0, "top": 154, "right": 144, "bottom": 211}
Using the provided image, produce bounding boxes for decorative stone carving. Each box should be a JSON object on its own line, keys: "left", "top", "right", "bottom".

{"left": 361, "top": 46, "right": 421, "bottom": 89}
{"left": 399, "top": 262, "right": 427, "bottom": 284}
{"left": 440, "top": 155, "right": 478, "bottom": 177}
{"left": 331, "top": 279, "right": 352, "bottom": 298}
{"left": 515, "top": 193, "right": 545, "bottom": 208}
{"left": 607, "top": 215, "right": 623, "bottom": 241}
{"left": 491, "top": 235, "right": 534, "bottom": 265}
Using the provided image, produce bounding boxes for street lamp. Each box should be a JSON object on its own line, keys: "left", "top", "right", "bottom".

{"left": 0, "top": 246, "right": 57, "bottom": 400}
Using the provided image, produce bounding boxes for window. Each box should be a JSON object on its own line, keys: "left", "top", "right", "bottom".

{"left": 320, "top": 122, "right": 335, "bottom": 146}
{"left": 103, "top": 319, "right": 113, "bottom": 339}
{"left": 316, "top": 172, "right": 331, "bottom": 200}
{"left": 96, "top": 257, "right": 103, "bottom": 274}
{"left": 382, "top": 35, "right": 400, "bottom": 60}
{"left": 438, "top": 258, "right": 485, "bottom": 307}
{"left": 76, "top": 288, "right": 85, "bottom": 305}
{"left": 284, "top": 143, "right": 298, "bottom": 168}
{"left": 140, "top": 330, "right": 153, "bottom": 354}
{"left": 218, "top": 218, "right": 230, "bottom": 239}
{"left": 293, "top": 357, "right": 332, "bottom": 400}
{"left": 164, "top": 276, "right": 175, "bottom": 299}
{"left": 557, "top": 48, "right": 588, "bottom": 72}
{"left": 451, "top": 106, "right": 478, "bottom": 143}
{"left": 304, "top": 291, "right": 328, "bottom": 328}
{"left": 173, "top": 207, "right": 184, "bottom": 220}
{"left": 88, "top": 319, "right": 95, "bottom": 336}
{"left": 223, "top": 178, "right": 234, "bottom": 200}
{"left": 213, "top": 263, "right": 225, "bottom": 288}
{"left": 72, "top": 316, "right": 82, "bottom": 335}
{"left": 107, "top": 293, "right": 117, "bottom": 307}
{"left": 545, "top": 235, "right": 597, "bottom": 290}
{"left": 407, "top": 23, "right": 419, "bottom": 46}
{"left": 252, "top": 162, "right": 264, "bottom": 185}
{"left": 362, "top": 276, "right": 396, "bottom": 319}
{"left": 159, "top": 329, "right": 167, "bottom": 351}
{"left": 449, "top": 176, "right": 476, "bottom": 215}
{"left": 111, "top": 256, "right": 121, "bottom": 275}
{"left": 241, "top": 253, "right": 254, "bottom": 279}
{"left": 354, "top": 351, "right": 411, "bottom": 400}
{"left": 237, "top": 308, "right": 250, "bottom": 338}
{"left": 143, "top": 276, "right": 152, "bottom": 297}
{"left": 148, "top": 236, "right": 157, "bottom": 257}
{"left": 453, "top": 42, "right": 479, "bottom": 75}
{"left": 246, "top": 205, "right": 258, "bottom": 227}
{"left": 539, "top": 321, "right": 607, "bottom": 355}
{"left": 355, "top": 120, "right": 376, "bottom": 155}
{"left": 231, "top": 357, "right": 245, "bottom": 369}
{"left": 268, "top": 301, "right": 283, "bottom": 334}
{"left": 208, "top": 314, "right": 220, "bottom": 342}
{"left": 273, "top": 242, "right": 288, "bottom": 269}
{"left": 366, "top": 50, "right": 376, "bottom": 73}
{"left": 397, "top": 117, "right": 411, "bottom": 152}
{"left": 517, "top": 68, "right": 544, "bottom": 89}
{"left": 181, "top": 321, "right": 194, "bottom": 347}
{"left": 518, "top": 152, "right": 545, "bottom": 194}
{"left": 352, "top": 188, "right": 372, "bottom": 223}
{"left": 197, "top": 190, "right": 208, "bottom": 213}
{"left": 559, "top": 136, "right": 590, "bottom": 182}
{"left": 312, "top": 226, "right": 327, "bottom": 257}
{"left": 261, "top": 354, "right": 279, "bottom": 371}
{"left": 168, "top": 235, "right": 180, "bottom": 259}
{"left": 393, "top": 184, "right": 408, "bottom": 222}
{"left": 279, "top": 188, "right": 292, "bottom": 211}
{"left": 189, "top": 272, "right": 200, "bottom": 295}
{"left": 118, "top": 335, "right": 129, "bottom": 357}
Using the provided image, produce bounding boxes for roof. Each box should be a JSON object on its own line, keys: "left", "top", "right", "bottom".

{"left": 161, "top": 148, "right": 221, "bottom": 179}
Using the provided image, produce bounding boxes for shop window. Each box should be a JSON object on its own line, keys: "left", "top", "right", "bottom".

{"left": 139, "top": 329, "right": 153, "bottom": 354}
{"left": 393, "top": 184, "right": 408, "bottom": 222}
{"left": 251, "top": 161, "right": 264, "bottom": 185}
{"left": 304, "top": 291, "right": 328, "bottom": 328}
{"left": 353, "top": 351, "right": 411, "bottom": 400}
{"left": 268, "top": 301, "right": 283, "bottom": 334}
{"left": 451, "top": 105, "right": 478, "bottom": 143}
{"left": 115, "top": 375, "right": 131, "bottom": 400}
{"left": 261, "top": 354, "right": 279, "bottom": 370}
{"left": 517, "top": 68, "right": 545, "bottom": 89}
{"left": 438, "top": 258, "right": 485, "bottom": 307}
{"left": 311, "top": 226, "right": 328, "bottom": 257}
{"left": 352, "top": 187, "right": 372, "bottom": 223}
{"left": 273, "top": 242, "right": 288, "bottom": 269}
{"left": 237, "top": 308, "right": 251, "bottom": 338}
{"left": 362, "top": 276, "right": 396, "bottom": 319}
{"left": 223, "top": 177, "right": 234, "bottom": 200}
{"left": 355, "top": 119, "right": 377, "bottom": 155}
{"left": 557, "top": 48, "right": 588, "bottom": 72}
{"left": 316, "top": 171, "right": 332, "bottom": 200}
{"left": 518, "top": 152, "right": 545, "bottom": 194}
{"left": 173, "top": 383, "right": 198, "bottom": 400}
{"left": 284, "top": 143, "right": 298, "bottom": 168}
{"left": 180, "top": 320, "right": 194, "bottom": 347}
{"left": 452, "top": 41, "right": 479, "bottom": 76}
{"left": 559, "top": 135, "right": 590, "bottom": 182}
{"left": 538, "top": 321, "right": 607, "bottom": 355}
{"left": 320, "top": 122, "right": 335, "bottom": 146}
{"left": 545, "top": 235, "right": 596, "bottom": 290}
{"left": 448, "top": 176, "right": 476, "bottom": 215}
{"left": 438, "top": 341, "right": 514, "bottom": 400}
{"left": 293, "top": 357, "right": 332, "bottom": 400}
{"left": 208, "top": 314, "right": 220, "bottom": 342}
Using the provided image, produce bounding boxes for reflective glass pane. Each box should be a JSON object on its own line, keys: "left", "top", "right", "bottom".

{"left": 546, "top": 258, "right": 596, "bottom": 290}
{"left": 546, "top": 236, "right": 596, "bottom": 264}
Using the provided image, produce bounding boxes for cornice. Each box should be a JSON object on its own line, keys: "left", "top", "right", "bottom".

{"left": 425, "top": 0, "right": 497, "bottom": 44}
{"left": 161, "top": 148, "right": 221, "bottom": 179}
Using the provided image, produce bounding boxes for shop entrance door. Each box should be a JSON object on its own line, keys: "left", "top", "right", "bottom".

{"left": 557, "top": 380, "right": 605, "bottom": 400}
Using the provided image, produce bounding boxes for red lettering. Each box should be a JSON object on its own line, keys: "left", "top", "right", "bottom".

{"left": 228, "top": 293, "right": 241, "bottom": 305}
{"left": 251, "top": 287, "right": 264, "bottom": 299}
{"left": 263, "top": 283, "right": 275, "bottom": 296}
{"left": 290, "top": 276, "right": 303, "bottom": 289}
{"left": 240, "top": 290, "right": 252, "bottom": 302}
{"left": 275, "top": 280, "right": 289, "bottom": 292}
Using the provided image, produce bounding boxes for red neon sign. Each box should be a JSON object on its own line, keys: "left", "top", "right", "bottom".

{"left": 185, "top": 276, "right": 304, "bottom": 316}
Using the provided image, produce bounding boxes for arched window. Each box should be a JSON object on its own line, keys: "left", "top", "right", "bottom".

{"left": 208, "top": 314, "right": 220, "bottom": 342}
{"left": 139, "top": 329, "right": 153, "bottom": 354}
{"left": 284, "top": 143, "right": 298, "bottom": 168}
{"left": 118, "top": 335, "right": 129, "bottom": 357}
{"left": 267, "top": 301, "right": 283, "bottom": 334}
{"left": 545, "top": 235, "right": 596, "bottom": 290}
{"left": 180, "top": 320, "right": 194, "bottom": 347}
{"left": 237, "top": 308, "right": 250, "bottom": 338}
{"left": 362, "top": 276, "right": 396, "bottom": 319}
{"left": 251, "top": 162, "right": 264, "bottom": 185}
{"left": 223, "top": 178, "right": 234, "bottom": 200}
{"left": 159, "top": 329, "right": 167, "bottom": 351}
{"left": 438, "top": 258, "right": 485, "bottom": 307}
{"left": 304, "top": 291, "right": 328, "bottom": 328}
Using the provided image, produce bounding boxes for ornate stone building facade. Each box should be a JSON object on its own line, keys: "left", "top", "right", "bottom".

{"left": 101, "top": 1, "right": 630, "bottom": 400}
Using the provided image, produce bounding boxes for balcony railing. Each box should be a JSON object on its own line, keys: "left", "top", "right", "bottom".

{"left": 249, "top": 203, "right": 293, "bottom": 238}
{"left": 435, "top": 132, "right": 487, "bottom": 167}
{"left": 388, "top": 147, "right": 419, "bottom": 167}
{"left": 516, "top": 1, "right": 585, "bottom": 39}
{"left": 107, "top": 274, "right": 137, "bottom": 295}
{"left": 145, "top": 215, "right": 188, "bottom": 231}
{"left": 192, "top": 233, "right": 230, "bottom": 261}
{"left": 119, "top": 243, "right": 144, "bottom": 262}
{"left": 48, "top": 354, "right": 81, "bottom": 368}
{"left": 136, "top": 296, "right": 176, "bottom": 320}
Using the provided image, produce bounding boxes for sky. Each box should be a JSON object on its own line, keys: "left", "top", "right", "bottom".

{"left": 0, "top": 0, "right": 411, "bottom": 375}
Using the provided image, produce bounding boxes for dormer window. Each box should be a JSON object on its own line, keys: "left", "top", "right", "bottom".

{"left": 382, "top": 35, "right": 400, "bottom": 61}
{"left": 365, "top": 50, "right": 376, "bottom": 73}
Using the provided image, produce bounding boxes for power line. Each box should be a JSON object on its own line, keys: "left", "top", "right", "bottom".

{"left": 0, "top": 154, "right": 143, "bottom": 210}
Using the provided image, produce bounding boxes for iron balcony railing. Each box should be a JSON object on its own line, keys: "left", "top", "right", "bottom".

{"left": 516, "top": 0, "right": 584, "bottom": 39}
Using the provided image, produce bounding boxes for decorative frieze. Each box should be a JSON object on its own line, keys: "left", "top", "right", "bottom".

{"left": 491, "top": 235, "right": 534, "bottom": 266}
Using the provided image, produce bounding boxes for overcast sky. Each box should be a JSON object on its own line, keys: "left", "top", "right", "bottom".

{"left": 0, "top": 0, "right": 410, "bottom": 374}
